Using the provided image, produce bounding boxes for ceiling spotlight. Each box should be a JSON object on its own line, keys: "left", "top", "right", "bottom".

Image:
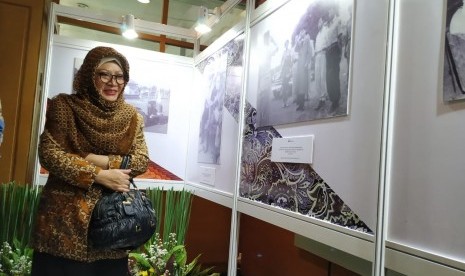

{"left": 137, "top": 0, "right": 150, "bottom": 3}
{"left": 122, "top": 14, "right": 138, "bottom": 39}
{"left": 194, "top": 6, "right": 212, "bottom": 34}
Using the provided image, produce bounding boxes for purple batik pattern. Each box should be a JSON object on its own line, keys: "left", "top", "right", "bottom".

{"left": 239, "top": 103, "right": 372, "bottom": 233}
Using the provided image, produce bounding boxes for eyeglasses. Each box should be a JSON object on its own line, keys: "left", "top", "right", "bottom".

{"left": 96, "top": 71, "right": 126, "bottom": 85}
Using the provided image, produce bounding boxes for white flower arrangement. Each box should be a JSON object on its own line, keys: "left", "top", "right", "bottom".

{"left": 0, "top": 241, "right": 32, "bottom": 276}
{"left": 129, "top": 233, "right": 218, "bottom": 276}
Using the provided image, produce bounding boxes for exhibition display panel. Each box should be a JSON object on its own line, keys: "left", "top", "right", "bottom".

{"left": 386, "top": 0, "right": 465, "bottom": 274}
{"left": 36, "top": 0, "right": 465, "bottom": 275}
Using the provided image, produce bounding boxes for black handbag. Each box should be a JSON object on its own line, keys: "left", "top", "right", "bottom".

{"left": 89, "top": 156, "right": 157, "bottom": 250}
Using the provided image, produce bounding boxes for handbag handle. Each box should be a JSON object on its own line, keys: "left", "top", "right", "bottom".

{"left": 129, "top": 177, "right": 139, "bottom": 190}
{"left": 120, "top": 155, "right": 132, "bottom": 169}
{"left": 120, "top": 155, "right": 139, "bottom": 190}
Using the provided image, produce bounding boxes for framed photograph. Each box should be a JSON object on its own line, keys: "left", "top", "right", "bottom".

{"left": 443, "top": 0, "right": 465, "bottom": 102}
{"left": 249, "top": 0, "right": 354, "bottom": 127}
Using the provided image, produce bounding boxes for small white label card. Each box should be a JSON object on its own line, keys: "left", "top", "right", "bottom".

{"left": 271, "top": 135, "right": 314, "bottom": 164}
{"left": 199, "top": 166, "right": 216, "bottom": 186}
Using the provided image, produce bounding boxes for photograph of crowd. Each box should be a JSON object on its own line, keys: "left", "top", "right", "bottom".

{"left": 251, "top": 0, "right": 353, "bottom": 127}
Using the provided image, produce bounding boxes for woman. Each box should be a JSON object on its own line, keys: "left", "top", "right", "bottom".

{"left": 31, "top": 46, "right": 149, "bottom": 276}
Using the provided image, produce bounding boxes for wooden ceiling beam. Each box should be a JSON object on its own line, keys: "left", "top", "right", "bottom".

{"left": 159, "top": 0, "right": 170, "bottom": 52}
{"left": 57, "top": 16, "right": 206, "bottom": 51}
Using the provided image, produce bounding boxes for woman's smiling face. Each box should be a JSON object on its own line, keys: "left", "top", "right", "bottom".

{"left": 94, "top": 61, "right": 125, "bottom": 102}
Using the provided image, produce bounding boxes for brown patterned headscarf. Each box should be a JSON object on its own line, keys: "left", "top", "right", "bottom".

{"left": 45, "top": 46, "right": 138, "bottom": 157}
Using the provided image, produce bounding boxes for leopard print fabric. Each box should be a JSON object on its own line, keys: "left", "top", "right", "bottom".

{"left": 33, "top": 46, "right": 149, "bottom": 262}
{"left": 47, "top": 46, "right": 137, "bottom": 157}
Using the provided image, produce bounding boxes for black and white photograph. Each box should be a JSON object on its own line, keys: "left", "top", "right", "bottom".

{"left": 444, "top": 0, "right": 465, "bottom": 102}
{"left": 197, "top": 52, "right": 228, "bottom": 164}
{"left": 124, "top": 59, "right": 170, "bottom": 134}
{"left": 250, "top": 0, "right": 353, "bottom": 127}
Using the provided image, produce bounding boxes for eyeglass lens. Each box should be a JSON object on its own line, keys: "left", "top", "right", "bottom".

{"left": 98, "top": 72, "right": 125, "bottom": 84}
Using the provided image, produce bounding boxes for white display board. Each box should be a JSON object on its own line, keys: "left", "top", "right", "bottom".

{"left": 185, "top": 32, "right": 244, "bottom": 196}
{"left": 387, "top": 0, "right": 465, "bottom": 268}
{"left": 243, "top": 0, "right": 389, "bottom": 233}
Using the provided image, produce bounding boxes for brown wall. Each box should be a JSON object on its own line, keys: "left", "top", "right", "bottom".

{"left": 0, "top": 0, "right": 48, "bottom": 185}
{"left": 238, "top": 214, "right": 360, "bottom": 276}
{"left": 185, "top": 195, "right": 232, "bottom": 274}
{"left": 185, "top": 198, "right": 360, "bottom": 276}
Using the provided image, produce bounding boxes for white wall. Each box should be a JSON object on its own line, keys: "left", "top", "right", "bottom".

{"left": 388, "top": 0, "right": 465, "bottom": 267}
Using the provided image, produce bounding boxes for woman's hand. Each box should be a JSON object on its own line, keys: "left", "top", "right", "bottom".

{"left": 94, "top": 169, "right": 131, "bottom": 192}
